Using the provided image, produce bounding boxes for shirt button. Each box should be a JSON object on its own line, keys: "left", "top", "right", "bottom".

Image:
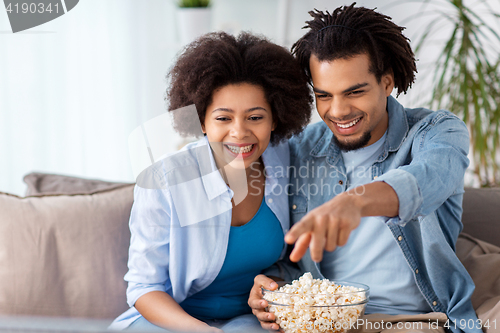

{"left": 398, "top": 236, "right": 403, "bottom": 241}
{"left": 268, "top": 198, "right": 273, "bottom": 204}
{"left": 339, "top": 180, "right": 343, "bottom": 185}
{"left": 292, "top": 204, "right": 297, "bottom": 210}
{"left": 415, "top": 269, "right": 419, "bottom": 274}
{"left": 432, "top": 301, "right": 437, "bottom": 306}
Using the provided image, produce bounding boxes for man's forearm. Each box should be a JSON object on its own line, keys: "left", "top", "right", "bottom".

{"left": 349, "top": 181, "right": 399, "bottom": 218}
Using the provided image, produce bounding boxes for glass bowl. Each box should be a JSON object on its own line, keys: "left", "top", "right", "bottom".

{"left": 262, "top": 281, "right": 369, "bottom": 333}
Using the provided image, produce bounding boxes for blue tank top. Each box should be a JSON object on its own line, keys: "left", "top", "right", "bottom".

{"left": 180, "top": 199, "right": 284, "bottom": 320}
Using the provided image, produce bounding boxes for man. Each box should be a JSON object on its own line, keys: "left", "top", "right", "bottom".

{"left": 248, "top": 4, "right": 481, "bottom": 333}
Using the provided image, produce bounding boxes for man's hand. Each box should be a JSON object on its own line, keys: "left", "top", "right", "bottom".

{"left": 285, "top": 191, "right": 362, "bottom": 262}
{"left": 248, "top": 275, "right": 282, "bottom": 331}
{"left": 285, "top": 182, "right": 399, "bottom": 262}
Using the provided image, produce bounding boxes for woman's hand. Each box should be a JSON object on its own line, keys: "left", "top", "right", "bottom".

{"left": 248, "top": 274, "right": 282, "bottom": 331}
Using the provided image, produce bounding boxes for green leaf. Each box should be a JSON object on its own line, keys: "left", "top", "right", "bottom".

{"left": 177, "top": 0, "right": 210, "bottom": 8}
{"left": 406, "top": 0, "right": 500, "bottom": 185}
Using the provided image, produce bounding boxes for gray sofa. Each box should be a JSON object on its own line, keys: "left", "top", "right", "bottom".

{"left": 461, "top": 187, "right": 500, "bottom": 247}
{"left": 0, "top": 172, "right": 498, "bottom": 331}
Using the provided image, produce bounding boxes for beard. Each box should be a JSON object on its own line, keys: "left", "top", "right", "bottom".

{"left": 332, "top": 131, "right": 372, "bottom": 152}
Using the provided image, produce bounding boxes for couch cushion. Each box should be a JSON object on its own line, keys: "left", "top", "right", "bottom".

{"left": 462, "top": 187, "right": 500, "bottom": 248}
{"left": 23, "top": 172, "right": 132, "bottom": 196}
{"left": 456, "top": 233, "right": 500, "bottom": 311}
{"left": 0, "top": 184, "right": 134, "bottom": 319}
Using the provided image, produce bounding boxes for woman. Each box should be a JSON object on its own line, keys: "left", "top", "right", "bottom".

{"left": 110, "top": 32, "right": 312, "bottom": 332}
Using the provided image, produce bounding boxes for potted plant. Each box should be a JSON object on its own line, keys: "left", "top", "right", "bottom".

{"left": 408, "top": 0, "right": 500, "bottom": 186}
{"left": 406, "top": 0, "right": 500, "bottom": 186}
{"left": 176, "top": 0, "right": 212, "bottom": 45}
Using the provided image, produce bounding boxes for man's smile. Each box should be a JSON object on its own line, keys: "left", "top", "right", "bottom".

{"left": 334, "top": 117, "right": 362, "bottom": 129}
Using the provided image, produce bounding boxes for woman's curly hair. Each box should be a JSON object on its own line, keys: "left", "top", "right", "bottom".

{"left": 166, "top": 31, "right": 313, "bottom": 145}
{"left": 291, "top": 3, "right": 417, "bottom": 96}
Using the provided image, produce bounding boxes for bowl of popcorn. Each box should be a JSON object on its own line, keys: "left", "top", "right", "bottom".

{"left": 262, "top": 272, "right": 369, "bottom": 333}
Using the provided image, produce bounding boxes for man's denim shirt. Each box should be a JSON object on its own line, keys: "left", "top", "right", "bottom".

{"left": 284, "top": 96, "right": 479, "bottom": 333}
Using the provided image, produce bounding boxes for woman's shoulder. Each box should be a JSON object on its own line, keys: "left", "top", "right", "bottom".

{"left": 161, "top": 138, "right": 209, "bottom": 169}
{"left": 135, "top": 138, "right": 210, "bottom": 190}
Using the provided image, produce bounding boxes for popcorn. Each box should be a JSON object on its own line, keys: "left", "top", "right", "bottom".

{"left": 262, "top": 272, "right": 367, "bottom": 333}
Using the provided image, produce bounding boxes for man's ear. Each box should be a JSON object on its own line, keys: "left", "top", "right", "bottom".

{"left": 383, "top": 70, "right": 395, "bottom": 97}
{"left": 201, "top": 123, "right": 206, "bottom": 134}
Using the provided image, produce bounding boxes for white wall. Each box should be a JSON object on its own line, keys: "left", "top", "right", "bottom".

{"left": 0, "top": 0, "right": 481, "bottom": 195}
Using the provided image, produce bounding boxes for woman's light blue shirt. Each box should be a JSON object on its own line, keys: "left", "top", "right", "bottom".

{"left": 109, "top": 137, "right": 290, "bottom": 329}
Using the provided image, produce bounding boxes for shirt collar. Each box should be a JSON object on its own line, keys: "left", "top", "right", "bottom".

{"left": 261, "top": 143, "right": 288, "bottom": 179}
{"left": 310, "top": 126, "right": 334, "bottom": 158}
{"left": 385, "top": 95, "right": 409, "bottom": 153}
{"left": 196, "top": 136, "right": 230, "bottom": 201}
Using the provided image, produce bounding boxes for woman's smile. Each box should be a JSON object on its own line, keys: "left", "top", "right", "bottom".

{"left": 224, "top": 143, "right": 257, "bottom": 157}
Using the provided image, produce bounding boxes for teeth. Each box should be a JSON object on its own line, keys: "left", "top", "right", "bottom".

{"left": 337, "top": 118, "right": 361, "bottom": 129}
{"left": 226, "top": 144, "right": 254, "bottom": 154}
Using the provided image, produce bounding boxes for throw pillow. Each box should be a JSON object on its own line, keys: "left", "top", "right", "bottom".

{"left": 456, "top": 234, "right": 500, "bottom": 318}
{"left": 0, "top": 184, "right": 134, "bottom": 319}
{"left": 23, "top": 172, "right": 132, "bottom": 196}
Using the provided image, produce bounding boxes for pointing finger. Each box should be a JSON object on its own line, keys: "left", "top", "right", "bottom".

{"left": 309, "top": 217, "right": 327, "bottom": 262}
{"left": 284, "top": 216, "right": 314, "bottom": 245}
{"left": 289, "top": 232, "right": 312, "bottom": 262}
